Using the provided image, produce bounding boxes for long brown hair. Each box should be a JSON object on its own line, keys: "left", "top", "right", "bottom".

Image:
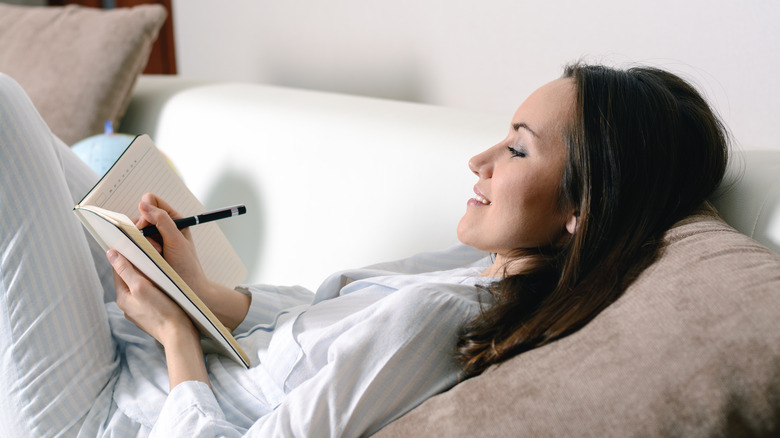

{"left": 457, "top": 63, "right": 730, "bottom": 375}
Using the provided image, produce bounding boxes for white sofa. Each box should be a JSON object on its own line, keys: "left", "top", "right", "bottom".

{"left": 120, "top": 75, "right": 780, "bottom": 436}
{"left": 120, "top": 75, "right": 511, "bottom": 290}
{"left": 121, "top": 75, "right": 780, "bottom": 289}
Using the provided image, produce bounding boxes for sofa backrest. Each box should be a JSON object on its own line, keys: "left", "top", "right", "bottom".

{"left": 122, "top": 76, "right": 508, "bottom": 290}
{"left": 711, "top": 149, "right": 780, "bottom": 255}
{"left": 122, "top": 77, "right": 780, "bottom": 292}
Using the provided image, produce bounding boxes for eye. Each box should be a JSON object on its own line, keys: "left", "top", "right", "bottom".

{"left": 507, "top": 146, "right": 527, "bottom": 158}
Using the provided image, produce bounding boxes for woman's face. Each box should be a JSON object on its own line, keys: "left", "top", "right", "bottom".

{"left": 457, "top": 78, "right": 577, "bottom": 261}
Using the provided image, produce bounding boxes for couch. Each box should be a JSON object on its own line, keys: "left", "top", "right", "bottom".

{"left": 2, "top": 3, "right": 777, "bottom": 435}
{"left": 118, "top": 75, "right": 780, "bottom": 437}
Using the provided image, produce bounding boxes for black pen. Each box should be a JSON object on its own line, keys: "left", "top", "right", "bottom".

{"left": 140, "top": 204, "right": 247, "bottom": 236}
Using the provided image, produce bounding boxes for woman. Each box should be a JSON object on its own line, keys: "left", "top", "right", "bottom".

{"left": 0, "top": 63, "right": 728, "bottom": 437}
{"left": 457, "top": 64, "right": 729, "bottom": 374}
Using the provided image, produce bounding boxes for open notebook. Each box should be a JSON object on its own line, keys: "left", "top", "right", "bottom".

{"left": 74, "top": 134, "right": 249, "bottom": 367}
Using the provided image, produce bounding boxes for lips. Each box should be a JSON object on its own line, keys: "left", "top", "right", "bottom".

{"left": 471, "top": 186, "right": 491, "bottom": 205}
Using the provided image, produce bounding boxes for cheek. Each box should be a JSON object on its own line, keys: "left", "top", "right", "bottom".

{"left": 457, "top": 161, "right": 568, "bottom": 251}
{"left": 495, "top": 175, "right": 540, "bottom": 217}
{"left": 498, "top": 175, "right": 567, "bottom": 243}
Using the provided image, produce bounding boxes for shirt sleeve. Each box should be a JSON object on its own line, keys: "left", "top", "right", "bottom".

{"left": 150, "top": 282, "right": 480, "bottom": 437}
{"left": 150, "top": 381, "right": 245, "bottom": 438}
{"left": 233, "top": 284, "right": 315, "bottom": 334}
{"left": 245, "top": 282, "right": 481, "bottom": 437}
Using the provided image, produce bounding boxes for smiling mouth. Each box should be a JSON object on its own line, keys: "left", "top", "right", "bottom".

{"left": 474, "top": 193, "right": 491, "bottom": 205}
{"left": 472, "top": 186, "right": 491, "bottom": 205}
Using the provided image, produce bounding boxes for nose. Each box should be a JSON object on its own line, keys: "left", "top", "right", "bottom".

{"left": 468, "top": 147, "right": 494, "bottom": 179}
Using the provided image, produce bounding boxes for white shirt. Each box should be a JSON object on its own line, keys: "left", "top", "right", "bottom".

{"left": 107, "top": 246, "right": 492, "bottom": 437}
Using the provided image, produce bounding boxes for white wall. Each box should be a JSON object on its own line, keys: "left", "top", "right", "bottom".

{"left": 171, "top": 0, "right": 780, "bottom": 151}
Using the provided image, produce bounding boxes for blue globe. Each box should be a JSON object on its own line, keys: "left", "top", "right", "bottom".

{"left": 72, "top": 132, "right": 136, "bottom": 176}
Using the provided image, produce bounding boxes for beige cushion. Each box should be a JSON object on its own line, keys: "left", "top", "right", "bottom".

{"left": 377, "top": 207, "right": 780, "bottom": 437}
{"left": 0, "top": 4, "right": 166, "bottom": 145}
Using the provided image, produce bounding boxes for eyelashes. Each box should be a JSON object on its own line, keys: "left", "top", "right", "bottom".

{"left": 507, "top": 146, "right": 527, "bottom": 158}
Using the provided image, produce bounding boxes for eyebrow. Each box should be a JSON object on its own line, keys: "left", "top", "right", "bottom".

{"left": 513, "top": 122, "right": 539, "bottom": 138}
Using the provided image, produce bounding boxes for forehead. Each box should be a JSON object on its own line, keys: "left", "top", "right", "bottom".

{"left": 512, "top": 78, "right": 575, "bottom": 138}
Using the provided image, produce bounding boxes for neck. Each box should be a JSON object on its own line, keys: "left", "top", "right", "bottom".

{"left": 481, "top": 254, "right": 529, "bottom": 278}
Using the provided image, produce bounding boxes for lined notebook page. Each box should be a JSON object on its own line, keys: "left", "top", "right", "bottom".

{"left": 78, "top": 135, "right": 247, "bottom": 287}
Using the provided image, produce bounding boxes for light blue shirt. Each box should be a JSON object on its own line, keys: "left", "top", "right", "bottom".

{"left": 106, "top": 247, "right": 492, "bottom": 437}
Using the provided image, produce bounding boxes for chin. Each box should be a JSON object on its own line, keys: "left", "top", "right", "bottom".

{"left": 456, "top": 234, "right": 490, "bottom": 254}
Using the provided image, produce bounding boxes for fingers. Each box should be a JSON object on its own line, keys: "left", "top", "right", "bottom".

{"left": 136, "top": 194, "right": 192, "bottom": 243}
{"left": 108, "top": 249, "right": 152, "bottom": 302}
{"left": 141, "top": 193, "right": 182, "bottom": 219}
{"left": 108, "top": 249, "right": 138, "bottom": 285}
{"left": 107, "top": 249, "right": 193, "bottom": 343}
{"left": 112, "top": 262, "right": 130, "bottom": 306}
{"left": 134, "top": 193, "right": 182, "bottom": 229}
{"left": 109, "top": 249, "right": 138, "bottom": 315}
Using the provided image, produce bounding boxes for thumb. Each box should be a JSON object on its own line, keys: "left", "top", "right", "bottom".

{"left": 107, "top": 249, "right": 140, "bottom": 286}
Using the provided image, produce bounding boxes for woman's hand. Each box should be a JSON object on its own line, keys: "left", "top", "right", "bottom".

{"left": 109, "top": 249, "right": 210, "bottom": 389}
{"left": 134, "top": 193, "right": 251, "bottom": 330}
{"left": 134, "top": 193, "right": 211, "bottom": 300}
{"left": 109, "top": 248, "right": 194, "bottom": 345}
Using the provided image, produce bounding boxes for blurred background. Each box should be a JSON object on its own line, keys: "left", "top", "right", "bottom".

{"left": 4, "top": 0, "right": 780, "bottom": 151}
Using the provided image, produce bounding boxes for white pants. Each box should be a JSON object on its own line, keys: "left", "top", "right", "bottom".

{"left": 0, "top": 73, "right": 118, "bottom": 436}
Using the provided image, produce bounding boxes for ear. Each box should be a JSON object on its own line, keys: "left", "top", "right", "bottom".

{"left": 565, "top": 212, "right": 578, "bottom": 235}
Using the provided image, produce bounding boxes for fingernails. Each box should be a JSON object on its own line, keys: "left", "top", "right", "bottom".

{"left": 139, "top": 201, "right": 152, "bottom": 213}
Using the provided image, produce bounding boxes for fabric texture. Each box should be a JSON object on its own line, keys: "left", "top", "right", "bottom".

{"left": 0, "top": 73, "right": 118, "bottom": 437}
{"left": 0, "top": 72, "right": 495, "bottom": 437}
{"left": 0, "top": 3, "right": 166, "bottom": 145}
{"left": 377, "top": 206, "right": 780, "bottom": 437}
{"left": 148, "top": 270, "right": 489, "bottom": 437}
